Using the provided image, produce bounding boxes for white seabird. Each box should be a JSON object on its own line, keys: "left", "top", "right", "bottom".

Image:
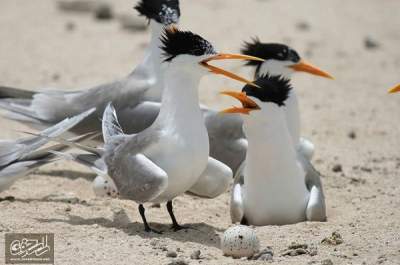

{"left": 221, "top": 75, "right": 326, "bottom": 225}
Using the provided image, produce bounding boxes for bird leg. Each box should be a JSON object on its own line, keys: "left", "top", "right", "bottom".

{"left": 166, "top": 200, "right": 190, "bottom": 231}
{"left": 138, "top": 204, "right": 162, "bottom": 234}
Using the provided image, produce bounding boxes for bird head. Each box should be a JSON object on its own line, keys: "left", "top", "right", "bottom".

{"left": 160, "top": 26, "right": 265, "bottom": 85}
{"left": 241, "top": 38, "right": 333, "bottom": 80}
{"left": 135, "top": 0, "right": 180, "bottom": 26}
{"left": 220, "top": 75, "right": 292, "bottom": 116}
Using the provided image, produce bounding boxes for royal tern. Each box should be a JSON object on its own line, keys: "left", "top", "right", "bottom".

{"left": 203, "top": 39, "right": 334, "bottom": 176}
{"left": 51, "top": 27, "right": 263, "bottom": 233}
{"left": 0, "top": 108, "right": 95, "bottom": 193}
{"left": 0, "top": 0, "right": 180, "bottom": 135}
{"left": 221, "top": 75, "right": 326, "bottom": 225}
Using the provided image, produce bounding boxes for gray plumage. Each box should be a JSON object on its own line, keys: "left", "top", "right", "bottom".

{"left": 0, "top": 108, "right": 96, "bottom": 192}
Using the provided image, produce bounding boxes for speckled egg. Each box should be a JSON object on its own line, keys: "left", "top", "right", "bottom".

{"left": 221, "top": 225, "right": 260, "bottom": 258}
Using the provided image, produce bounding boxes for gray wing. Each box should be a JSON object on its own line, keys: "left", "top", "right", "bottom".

{"left": 0, "top": 160, "right": 51, "bottom": 192}
{"left": 108, "top": 152, "right": 168, "bottom": 203}
{"left": 0, "top": 108, "right": 95, "bottom": 167}
{"left": 117, "top": 101, "right": 160, "bottom": 134}
{"left": 297, "top": 153, "right": 327, "bottom": 221}
{"left": 102, "top": 103, "right": 124, "bottom": 143}
{"left": 204, "top": 110, "right": 247, "bottom": 175}
{"left": 104, "top": 126, "right": 167, "bottom": 203}
{"left": 0, "top": 76, "right": 150, "bottom": 134}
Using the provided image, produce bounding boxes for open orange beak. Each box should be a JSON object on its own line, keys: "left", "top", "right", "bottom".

{"left": 219, "top": 90, "right": 260, "bottom": 115}
{"left": 289, "top": 60, "right": 334, "bottom": 79}
{"left": 200, "top": 53, "right": 264, "bottom": 87}
{"left": 388, "top": 84, "right": 400, "bottom": 94}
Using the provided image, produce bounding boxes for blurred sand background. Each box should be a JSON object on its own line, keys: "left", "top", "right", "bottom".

{"left": 0, "top": 0, "right": 399, "bottom": 264}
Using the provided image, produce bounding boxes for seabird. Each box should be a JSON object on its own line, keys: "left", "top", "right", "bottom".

{"left": 0, "top": 108, "right": 96, "bottom": 193}
{"left": 0, "top": 0, "right": 180, "bottom": 135}
{"left": 207, "top": 39, "right": 334, "bottom": 174}
{"left": 221, "top": 75, "right": 326, "bottom": 225}
{"left": 50, "top": 27, "right": 264, "bottom": 233}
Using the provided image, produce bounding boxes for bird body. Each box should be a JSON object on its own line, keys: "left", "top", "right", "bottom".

{"left": 241, "top": 105, "right": 308, "bottom": 225}
{"left": 223, "top": 76, "right": 326, "bottom": 225}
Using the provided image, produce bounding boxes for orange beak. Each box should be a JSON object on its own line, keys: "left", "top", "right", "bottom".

{"left": 200, "top": 53, "right": 264, "bottom": 87}
{"left": 219, "top": 90, "right": 260, "bottom": 115}
{"left": 388, "top": 84, "right": 400, "bottom": 94}
{"left": 289, "top": 60, "right": 334, "bottom": 79}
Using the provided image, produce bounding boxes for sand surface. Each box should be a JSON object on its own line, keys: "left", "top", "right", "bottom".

{"left": 0, "top": 0, "right": 399, "bottom": 264}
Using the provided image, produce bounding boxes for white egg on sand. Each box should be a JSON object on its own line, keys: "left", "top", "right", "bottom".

{"left": 221, "top": 225, "right": 260, "bottom": 258}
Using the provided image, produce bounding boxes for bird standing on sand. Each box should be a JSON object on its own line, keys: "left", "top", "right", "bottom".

{"left": 52, "top": 27, "right": 264, "bottom": 233}
{"left": 221, "top": 75, "right": 326, "bottom": 225}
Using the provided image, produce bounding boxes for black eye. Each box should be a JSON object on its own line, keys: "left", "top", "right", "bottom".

{"left": 277, "top": 49, "right": 288, "bottom": 59}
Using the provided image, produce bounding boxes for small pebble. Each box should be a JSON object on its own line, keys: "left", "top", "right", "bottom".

{"left": 364, "top": 36, "right": 380, "bottom": 50}
{"left": 166, "top": 250, "right": 177, "bottom": 258}
{"left": 65, "top": 206, "right": 72, "bottom": 212}
{"left": 57, "top": 0, "right": 101, "bottom": 13}
{"left": 190, "top": 250, "right": 201, "bottom": 260}
{"left": 322, "top": 231, "right": 344, "bottom": 245}
{"left": 167, "top": 259, "right": 188, "bottom": 265}
{"left": 65, "top": 21, "right": 76, "bottom": 31}
{"left": 348, "top": 131, "right": 356, "bottom": 139}
{"left": 332, "top": 164, "right": 342, "bottom": 173}
{"left": 94, "top": 4, "right": 113, "bottom": 20}
{"left": 321, "top": 259, "right": 334, "bottom": 265}
{"left": 249, "top": 247, "right": 273, "bottom": 261}
{"left": 296, "top": 21, "right": 311, "bottom": 31}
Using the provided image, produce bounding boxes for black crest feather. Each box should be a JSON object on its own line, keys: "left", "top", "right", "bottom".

{"left": 160, "top": 27, "right": 216, "bottom": 62}
{"left": 242, "top": 74, "right": 292, "bottom": 107}
{"left": 135, "top": 0, "right": 180, "bottom": 25}
{"left": 241, "top": 38, "right": 301, "bottom": 66}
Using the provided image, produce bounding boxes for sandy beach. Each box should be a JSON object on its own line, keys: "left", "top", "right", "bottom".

{"left": 0, "top": 0, "right": 399, "bottom": 264}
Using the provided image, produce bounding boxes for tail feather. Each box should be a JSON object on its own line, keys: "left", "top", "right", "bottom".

{"left": 102, "top": 102, "right": 124, "bottom": 143}
{"left": 0, "top": 108, "right": 96, "bottom": 167}
{"left": 0, "top": 86, "right": 34, "bottom": 99}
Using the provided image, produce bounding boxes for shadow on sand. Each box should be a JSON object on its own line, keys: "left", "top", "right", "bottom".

{"left": 36, "top": 209, "right": 223, "bottom": 248}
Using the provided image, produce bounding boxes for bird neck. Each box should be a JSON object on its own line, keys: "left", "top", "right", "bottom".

{"left": 243, "top": 104, "right": 302, "bottom": 183}
{"left": 130, "top": 21, "right": 164, "bottom": 100}
{"left": 255, "top": 69, "right": 300, "bottom": 146}
{"left": 156, "top": 67, "right": 204, "bottom": 128}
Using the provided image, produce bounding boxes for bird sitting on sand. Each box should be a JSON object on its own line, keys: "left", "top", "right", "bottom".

{"left": 221, "top": 75, "right": 326, "bottom": 226}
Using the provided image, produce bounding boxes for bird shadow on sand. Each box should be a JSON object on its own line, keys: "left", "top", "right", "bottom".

{"left": 36, "top": 209, "right": 223, "bottom": 248}
{"left": 35, "top": 170, "right": 96, "bottom": 181}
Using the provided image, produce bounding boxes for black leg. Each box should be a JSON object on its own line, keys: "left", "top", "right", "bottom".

{"left": 240, "top": 215, "right": 249, "bottom": 226}
{"left": 138, "top": 204, "right": 162, "bottom": 234}
{"left": 166, "top": 200, "right": 190, "bottom": 231}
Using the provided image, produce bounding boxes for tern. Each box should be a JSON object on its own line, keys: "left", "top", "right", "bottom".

{"left": 221, "top": 75, "right": 326, "bottom": 225}
{"left": 50, "top": 27, "right": 264, "bottom": 233}
{"left": 0, "top": 108, "right": 95, "bottom": 193}
{"left": 208, "top": 39, "right": 334, "bottom": 174}
{"left": 222, "top": 75, "right": 326, "bottom": 226}
{"left": 0, "top": 0, "right": 180, "bottom": 134}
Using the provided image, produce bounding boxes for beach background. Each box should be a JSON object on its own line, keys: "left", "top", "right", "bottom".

{"left": 0, "top": 0, "right": 399, "bottom": 264}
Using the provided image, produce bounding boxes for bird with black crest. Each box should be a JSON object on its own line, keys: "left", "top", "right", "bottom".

{"left": 50, "top": 26, "right": 264, "bottom": 233}
{"left": 221, "top": 75, "right": 327, "bottom": 225}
